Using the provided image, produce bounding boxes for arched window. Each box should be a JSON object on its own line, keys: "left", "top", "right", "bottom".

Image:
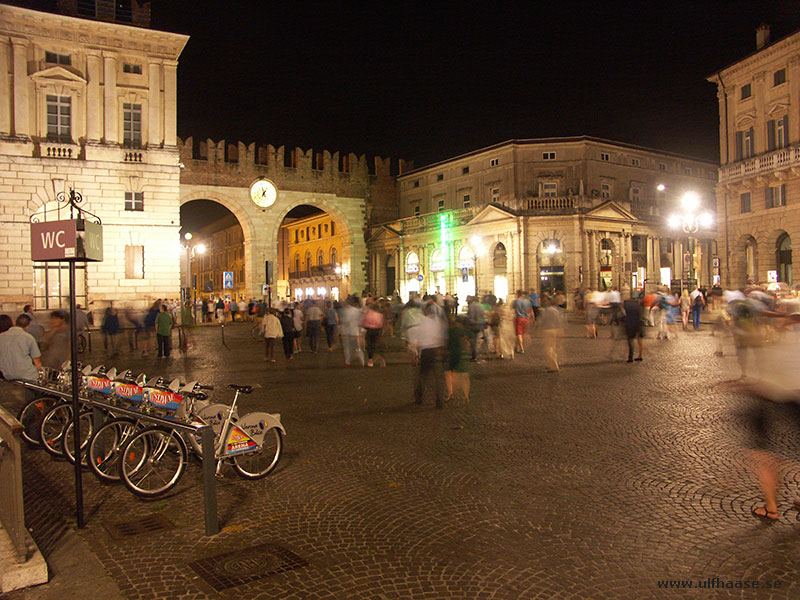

{"left": 406, "top": 251, "right": 420, "bottom": 273}
{"left": 305, "top": 251, "right": 311, "bottom": 271}
{"left": 493, "top": 243, "right": 507, "bottom": 274}
{"left": 317, "top": 249, "right": 324, "bottom": 266}
{"left": 294, "top": 253, "right": 300, "bottom": 274}
{"left": 330, "top": 247, "right": 338, "bottom": 266}
{"left": 430, "top": 249, "right": 445, "bottom": 272}
{"left": 539, "top": 239, "right": 565, "bottom": 267}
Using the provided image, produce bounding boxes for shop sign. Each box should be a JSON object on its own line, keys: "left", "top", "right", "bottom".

{"left": 430, "top": 261, "right": 446, "bottom": 272}
{"left": 457, "top": 260, "right": 474, "bottom": 269}
{"left": 406, "top": 264, "right": 419, "bottom": 273}
{"left": 767, "top": 270, "right": 778, "bottom": 283}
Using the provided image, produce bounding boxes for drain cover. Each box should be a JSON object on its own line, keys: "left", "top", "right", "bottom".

{"left": 105, "top": 513, "right": 175, "bottom": 537}
{"left": 189, "top": 543, "right": 307, "bottom": 591}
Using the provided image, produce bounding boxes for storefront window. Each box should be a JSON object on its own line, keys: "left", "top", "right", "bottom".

{"left": 538, "top": 239, "right": 565, "bottom": 295}
{"left": 429, "top": 248, "right": 446, "bottom": 295}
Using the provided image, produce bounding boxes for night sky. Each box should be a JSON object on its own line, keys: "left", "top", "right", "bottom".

{"left": 151, "top": 1, "right": 800, "bottom": 169}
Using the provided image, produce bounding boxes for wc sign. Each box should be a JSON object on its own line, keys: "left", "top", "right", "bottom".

{"left": 30, "top": 219, "right": 103, "bottom": 262}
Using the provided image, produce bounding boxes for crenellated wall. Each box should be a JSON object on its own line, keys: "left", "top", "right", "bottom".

{"left": 178, "top": 137, "right": 401, "bottom": 226}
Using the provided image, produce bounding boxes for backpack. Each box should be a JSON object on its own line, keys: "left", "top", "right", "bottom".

{"left": 693, "top": 294, "right": 704, "bottom": 307}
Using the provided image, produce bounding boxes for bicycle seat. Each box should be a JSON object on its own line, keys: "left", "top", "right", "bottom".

{"left": 228, "top": 384, "right": 253, "bottom": 394}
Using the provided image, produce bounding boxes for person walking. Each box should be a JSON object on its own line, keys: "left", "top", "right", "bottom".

{"left": 155, "top": 304, "right": 173, "bottom": 358}
{"left": 261, "top": 309, "right": 283, "bottom": 363}
{"left": 279, "top": 308, "right": 295, "bottom": 360}
{"left": 230, "top": 298, "right": 239, "bottom": 322}
{"left": 496, "top": 299, "right": 516, "bottom": 359}
{"left": 538, "top": 297, "right": 565, "bottom": 372}
{"left": 101, "top": 306, "right": 120, "bottom": 357}
{"left": 339, "top": 297, "right": 364, "bottom": 367}
{"left": 324, "top": 301, "right": 338, "bottom": 351}
{"left": 680, "top": 289, "right": 691, "bottom": 331}
{"left": 511, "top": 289, "right": 534, "bottom": 353}
{"left": 292, "top": 303, "right": 304, "bottom": 353}
{"left": 0, "top": 314, "right": 42, "bottom": 402}
{"left": 40, "top": 310, "right": 70, "bottom": 370}
{"left": 306, "top": 300, "right": 323, "bottom": 353}
{"left": 22, "top": 305, "right": 44, "bottom": 344}
{"left": 466, "top": 296, "right": 486, "bottom": 362}
{"left": 622, "top": 294, "right": 644, "bottom": 362}
{"left": 413, "top": 303, "right": 447, "bottom": 408}
{"left": 445, "top": 314, "right": 470, "bottom": 403}
{"left": 690, "top": 287, "right": 706, "bottom": 330}
{"left": 361, "top": 301, "right": 384, "bottom": 367}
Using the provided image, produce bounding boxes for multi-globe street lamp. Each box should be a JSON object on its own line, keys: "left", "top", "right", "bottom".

{"left": 665, "top": 190, "right": 713, "bottom": 289}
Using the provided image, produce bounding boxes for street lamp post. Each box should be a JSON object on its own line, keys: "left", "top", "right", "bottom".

{"left": 667, "top": 191, "right": 713, "bottom": 291}
{"left": 470, "top": 235, "right": 487, "bottom": 298}
{"left": 182, "top": 232, "right": 206, "bottom": 324}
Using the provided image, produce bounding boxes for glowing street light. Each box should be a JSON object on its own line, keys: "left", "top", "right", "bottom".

{"left": 184, "top": 232, "right": 193, "bottom": 241}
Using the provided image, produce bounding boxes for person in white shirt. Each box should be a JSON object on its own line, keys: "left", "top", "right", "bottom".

{"left": 413, "top": 304, "right": 447, "bottom": 407}
{"left": 261, "top": 310, "right": 283, "bottom": 363}
{"left": 339, "top": 297, "right": 364, "bottom": 367}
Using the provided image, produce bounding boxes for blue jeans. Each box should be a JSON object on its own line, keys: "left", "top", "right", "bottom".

{"left": 692, "top": 305, "right": 702, "bottom": 329}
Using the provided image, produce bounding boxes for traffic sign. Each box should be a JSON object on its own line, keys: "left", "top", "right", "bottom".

{"left": 461, "top": 267, "right": 469, "bottom": 282}
{"left": 223, "top": 271, "right": 234, "bottom": 289}
{"left": 416, "top": 274, "right": 424, "bottom": 282}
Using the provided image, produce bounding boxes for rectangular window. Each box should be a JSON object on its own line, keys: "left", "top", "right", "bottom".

{"left": 436, "top": 173, "right": 444, "bottom": 181}
{"left": 770, "top": 115, "right": 790, "bottom": 149}
{"left": 740, "top": 83, "right": 751, "bottom": 99}
{"left": 490, "top": 158, "right": 499, "bottom": 167}
{"left": 45, "top": 51, "right": 71, "bottom": 65}
{"left": 125, "top": 245, "right": 144, "bottom": 279}
{"left": 774, "top": 68, "right": 786, "bottom": 86}
{"left": 631, "top": 158, "right": 640, "bottom": 167}
{"left": 542, "top": 183, "right": 558, "bottom": 197}
{"left": 462, "top": 166, "right": 470, "bottom": 175}
{"left": 740, "top": 192, "right": 751, "bottom": 213}
{"left": 659, "top": 162, "right": 666, "bottom": 171}
{"left": 122, "top": 103, "right": 142, "bottom": 148}
{"left": 124, "top": 191, "right": 143, "bottom": 211}
{"left": 600, "top": 152, "right": 610, "bottom": 162}
{"left": 491, "top": 187, "right": 500, "bottom": 202}
{"left": 631, "top": 235, "right": 644, "bottom": 252}
{"left": 542, "top": 152, "right": 556, "bottom": 160}
{"left": 766, "top": 184, "right": 786, "bottom": 208}
{"left": 46, "top": 95, "right": 71, "bottom": 142}
{"left": 736, "top": 127, "right": 754, "bottom": 161}
{"left": 631, "top": 186, "right": 640, "bottom": 202}
{"left": 684, "top": 167, "right": 692, "bottom": 176}
{"left": 413, "top": 204, "right": 420, "bottom": 216}
{"left": 437, "top": 198, "right": 445, "bottom": 212}
{"left": 413, "top": 180, "right": 419, "bottom": 188}
{"left": 123, "top": 63, "right": 142, "bottom": 74}
{"left": 462, "top": 193, "right": 471, "bottom": 208}
{"left": 601, "top": 183, "right": 611, "bottom": 199}
{"left": 33, "top": 263, "right": 87, "bottom": 310}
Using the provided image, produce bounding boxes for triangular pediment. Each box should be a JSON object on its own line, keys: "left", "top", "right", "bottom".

{"left": 368, "top": 225, "right": 401, "bottom": 242}
{"left": 466, "top": 203, "right": 516, "bottom": 226}
{"left": 767, "top": 98, "right": 790, "bottom": 116}
{"left": 585, "top": 200, "right": 637, "bottom": 222}
{"left": 31, "top": 66, "right": 87, "bottom": 84}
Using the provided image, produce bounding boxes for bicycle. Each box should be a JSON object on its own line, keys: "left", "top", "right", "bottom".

{"left": 251, "top": 323, "right": 264, "bottom": 340}
{"left": 120, "top": 384, "right": 284, "bottom": 497}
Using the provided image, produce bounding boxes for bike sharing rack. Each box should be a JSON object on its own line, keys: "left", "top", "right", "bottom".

{"left": 14, "top": 380, "right": 221, "bottom": 536}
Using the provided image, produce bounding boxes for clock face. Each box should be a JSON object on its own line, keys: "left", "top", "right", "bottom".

{"left": 250, "top": 179, "right": 277, "bottom": 208}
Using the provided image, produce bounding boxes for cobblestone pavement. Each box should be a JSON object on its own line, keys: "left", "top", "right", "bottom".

{"left": 2, "top": 319, "right": 799, "bottom": 599}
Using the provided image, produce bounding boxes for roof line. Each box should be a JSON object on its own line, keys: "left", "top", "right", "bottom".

{"left": 706, "top": 27, "right": 800, "bottom": 79}
{"left": 398, "top": 135, "right": 717, "bottom": 177}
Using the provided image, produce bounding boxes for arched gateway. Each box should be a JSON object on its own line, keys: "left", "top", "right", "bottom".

{"left": 177, "top": 137, "right": 399, "bottom": 301}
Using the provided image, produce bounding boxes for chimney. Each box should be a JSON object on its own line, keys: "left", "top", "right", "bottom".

{"left": 756, "top": 23, "right": 770, "bottom": 50}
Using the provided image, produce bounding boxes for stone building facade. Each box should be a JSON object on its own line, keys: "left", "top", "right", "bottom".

{"left": 278, "top": 211, "right": 346, "bottom": 301}
{"left": 367, "top": 137, "right": 718, "bottom": 306}
{"left": 709, "top": 25, "right": 799, "bottom": 288}
{"left": 177, "top": 137, "right": 401, "bottom": 302}
{"left": 186, "top": 214, "right": 245, "bottom": 302}
{"left": 0, "top": 4, "right": 187, "bottom": 313}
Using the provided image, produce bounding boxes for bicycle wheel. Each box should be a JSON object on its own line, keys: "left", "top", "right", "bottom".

{"left": 61, "top": 411, "right": 95, "bottom": 466}
{"left": 251, "top": 324, "right": 263, "bottom": 340}
{"left": 231, "top": 428, "right": 283, "bottom": 479}
{"left": 18, "top": 395, "right": 58, "bottom": 446}
{"left": 88, "top": 418, "right": 138, "bottom": 483}
{"left": 39, "top": 403, "right": 73, "bottom": 458}
{"left": 77, "top": 333, "right": 87, "bottom": 353}
{"left": 120, "top": 427, "right": 187, "bottom": 497}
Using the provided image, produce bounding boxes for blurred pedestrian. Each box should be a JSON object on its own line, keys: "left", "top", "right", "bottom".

{"left": 261, "top": 309, "right": 283, "bottom": 363}
{"left": 413, "top": 303, "right": 447, "bottom": 407}
{"left": 361, "top": 301, "right": 384, "bottom": 367}
{"left": 230, "top": 298, "right": 239, "bottom": 321}
{"left": 690, "top": 287, "right": 706, "bottom": 330}
{"left": 0, "top": 314, "right": 42, "bottom": 395}
{"left": 324, "top": 301, "right": 338, "bottom": 351}
{"left": 511, "top": 289, "right": 534, "bottom": 353}
{"left": 445, "top": 314, "right": 470, "bottom": 403}
{"left": 155, "top": 304, "right": 173, "bottom": 358}
{"left": 496, "top": 299, "right": 516, "bottom": 359}
{"left": 40, "top": 310, "right": 70, "bottom": 370}
{"left": 279, "top": 308, "right": 295, "bottom": 360}
{"left": 622, "top": 294, "right": 644, "bottom": 362}
{"left": 292, "top": 303, "right": 304, "bottom": 353}
{"left": 466, "top": 296, "right": 486, "bottom": 362}
{"left": 22, "top": 305, "right": 43, "bottom": 344}
{"left": 0, "top": 314, "right": 13, "bottom": 333}
{"left": 340, "top": 297, "right": 364, "bottom": 367}
{"left": 538, "top": 297, "right": 565, "bottom": 372}
{"left": 102, "top": 306, "right": 120, "bottom": 357}
{"left": 306, "top": 300, "right": 322, "bottom": 353}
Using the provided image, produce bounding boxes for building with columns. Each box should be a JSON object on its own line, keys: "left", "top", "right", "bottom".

{"left": 709, "top": 25, "right": 799, "bottom": 288}
{"left": 0, "top": 3, "right": 187, "bottom": 313}
{"left": 367, "top": 137, "right": 718, "bottom": 306}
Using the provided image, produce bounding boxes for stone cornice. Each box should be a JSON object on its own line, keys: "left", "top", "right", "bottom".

{"left": 709, "top": 30, "right": 800, "bottom": 81}
{"left": 0, "top": 4, "right": 188, "bottom": 60}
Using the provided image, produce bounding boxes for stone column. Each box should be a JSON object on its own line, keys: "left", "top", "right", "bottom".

{"left": 581, "top": 226, "right": 589, "bottom": 288}
{"left": 103, "top": 52, "right": 118, "bottom": 143}
{"left": 148, "top": 61, "right": 162, "bottom": 147}
{"left": 789, "top": 55, "right": 800, "bottom": 145}
{"left": 163, "top": 60, "right": 178, "bottom": 146}
{"left": 86, "top": 50, "right": 102, "bottom": 142}
{"left": 0, "top": 39, "right": 10, "bottom": 135}
{"left": 588, "top": 231, "right": 597, "bottom": 289}
{"left": 11, "top": 38, "right": 29, "bottom": 138}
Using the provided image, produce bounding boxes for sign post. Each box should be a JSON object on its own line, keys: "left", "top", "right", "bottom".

{"left": 30, "top": 188, "right": 102, "bottom": 530}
